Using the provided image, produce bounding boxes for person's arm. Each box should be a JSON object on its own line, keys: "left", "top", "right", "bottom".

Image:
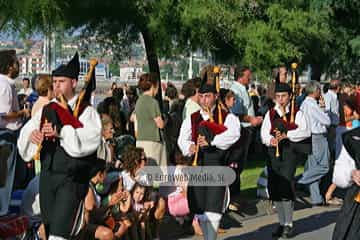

{"left": 177, "top": 116, "right": 195, "bottom": 156}
{"left": 17, "top": 110, "right": 42, "bottom": 162}
{"left": 2, "top": 109, "right": 30, "bottom": 120}
{"left": 152, "top": 100, "right": 164, "bottom": 129}
{"left": 333, "top": 146, "right": 356, "bottom": 188}
{"left": 260, "top": 111, "right": 273, "bottom": 147}
{"left": 211, "top": 114, "right": 241, "bottom": 150}
{"left": 119, "top": 191, "right": 131, "bottom": 213}
{"left": 84, "top": 187, "right": 96, "bottom": 212}
{"left": 59, "top": 106, "right": 102, "bottom": 158}
{"left": 287, "top": 110, "right": 311, "bottom": 142}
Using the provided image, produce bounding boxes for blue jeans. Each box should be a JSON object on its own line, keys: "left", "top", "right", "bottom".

{"left": 298, "top": 134, "right": 330, "bottom": 204}
{"left": 0, "top": 129, "right": 18, "bottom": 216}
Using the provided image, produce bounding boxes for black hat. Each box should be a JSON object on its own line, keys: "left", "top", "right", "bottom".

{"left": 52, "top": 52, "right": 80, "bottom": 79}
{"left": 275, "top": 82, "right": 292, "bottom": 93}
{"left": 198, "top": 64, "right": 218, "bottom": 94}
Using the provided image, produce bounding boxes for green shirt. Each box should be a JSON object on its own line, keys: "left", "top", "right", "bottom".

{"left": 135, "top": 94, "right": 161, "bottom": 142}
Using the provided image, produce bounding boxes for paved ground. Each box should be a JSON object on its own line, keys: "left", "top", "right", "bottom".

{"left": 187, "top": 206, "right": 340, "bottom": 240}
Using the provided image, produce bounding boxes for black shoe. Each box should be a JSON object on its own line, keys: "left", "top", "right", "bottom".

{"left": 282, "top": 225, "right": 295, "bottom": 238}
{"left": 272, "top": 225, "right": 284, "bottom": 238}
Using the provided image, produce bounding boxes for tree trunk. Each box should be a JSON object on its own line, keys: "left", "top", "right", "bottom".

{"left": 141, "top": 28, "right": 163, "bottom": 112}
{"left": 310, "top": 63, "right": 322, "bottom": 82}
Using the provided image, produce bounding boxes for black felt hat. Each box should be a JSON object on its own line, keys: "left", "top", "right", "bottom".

{"left": 275, "top": 82, "right": 292, "bottom": 93}
{"left": 52, "top": 52, "right": 80, "bottom": 79}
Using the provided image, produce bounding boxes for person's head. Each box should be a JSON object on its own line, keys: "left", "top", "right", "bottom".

{"left": 131, "top": 182, "right": 147, "bottom": 204}
{"left": 181, "top": 77, "right": 201, "bottom": 101}
{"left": 304, "top": 81, "right": 321, "bottom": 100}
{"left": 199, "top": 91, "right": 218, "bottom": 110}
{"left": 22, "top": 78, "right": 30, "bottom": 89}
{"left": 90, "top": 161, "right": 107, "bottom": 184}
{"left": 234, "top": 66, "right": 252, "bottom": 86}
{"left": 35, "top": 74, "right": 53, "bottom": 99}
{"left": 219, "top": 88, "right": 236, "bottom": 110}
{"left": 111, "top": 82, "right": 117, "bottom": 91}
{"left": 165, "top": 83, "right": 178, "bottom": 100}
{"left": 272, "top": 66, "right": 288, "bottom": 83}
{"left": 343, "top": 98, "right": 357, "bottom": 117}
{"left": 108, "top": 177, "right": 124, "bottom": 195}
{"left": 0, "top": 50, "right": 19, "bottom": 79}
{"left": 329, "top": 79, "right": 341, "bottom": 93}
{"left": 323, "top": 83, "right": 329, "bottom": 94}
{"left": 138, "top": 73, "right": 158, "bottom": 96}
{"left": 174, "top": 146, "right": 192, "bottom": 166}
{"left": 52, "top": 53, "right": 80, "bottom": 100}
{"left": 101, "top": 114, "right": 114, "bottom": 140}
{"left": 52, "top": 76, "right": 77, "bottom": 100}
{"left": 122, "top": 145, "right": 146, "bottom": 176}
{"left": 341, "top": 83, "right": 353, "bottom": 96}
{"left": 275, "top": 83, "right": 292, "bottom": 107}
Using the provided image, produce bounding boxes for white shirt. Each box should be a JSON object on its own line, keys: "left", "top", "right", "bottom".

{"left": 17, "top": 95, "right": 102, "bottom": 162}
{"left": 323, "top": 90, "right": 339, "bottom": 125}
{"left": 121, "top": 170, "right": 151, "bottom": 191}
{"left": 333, "top": 145, "right": 356, "bottom": 188}
{"left": 178, "top": 108, "right": 241, "bottom": 157}
{"left": 300, "top": 96, "right": 331, "bottom": 134}
{"left": 0, "top": 74, "right": 22, "bottom": 130}
{"left": 260, "top": 103, "right": 311, "bottom": 147}
{"left": 182, "top": 98, "right": 201, "bottom": 120}
{"left": 18, "top": 88, "right": 33, "bottom": 96}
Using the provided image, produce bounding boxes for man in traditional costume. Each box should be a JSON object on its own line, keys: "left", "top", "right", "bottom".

{"left": 18, "top": 53, "right": 102, "bottom": 240}
{"left": 178, "top": 66, "right": 241, "bottom": 240}
{"left": 332, "top": 127, "right": 360, "bottom": 240}
{"left": 260, "top": 83, "right": 311, "bottom": 238}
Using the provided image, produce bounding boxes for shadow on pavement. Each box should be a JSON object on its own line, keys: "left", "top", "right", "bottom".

{"left": 224, "top": 209, "right": 340, "bottom": 240}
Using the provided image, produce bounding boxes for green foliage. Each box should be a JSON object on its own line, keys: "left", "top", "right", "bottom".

{"left": 2, "top": 0, "right": 360, "bottom": 82}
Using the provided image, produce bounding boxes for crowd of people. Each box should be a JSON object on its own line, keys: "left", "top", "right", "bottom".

{"left": 0, "top": 49, "right": 359, "bottom": 240}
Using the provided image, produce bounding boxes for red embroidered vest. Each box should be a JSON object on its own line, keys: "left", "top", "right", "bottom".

{"left": 269, "top": 106, "right": 298, "bottom": 134}
{"left": 190, "top": 107, "right": 228, "bottom": 142}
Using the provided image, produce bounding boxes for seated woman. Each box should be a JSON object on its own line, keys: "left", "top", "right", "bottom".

{"left": 121, "top": 146, "right": 166, "bottom": 234}
{"left": 74, "top": 162, "right": 129, "bottom": 240}
{"left": 101, "top": 177, "right": 132, "bottom": 237}
{"left": 130, "top": 182, "right": 155, "bottom": 240}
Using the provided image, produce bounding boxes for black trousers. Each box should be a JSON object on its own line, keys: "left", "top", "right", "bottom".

{"left": 40, "top": 170, "right": 88, "bottom": 238}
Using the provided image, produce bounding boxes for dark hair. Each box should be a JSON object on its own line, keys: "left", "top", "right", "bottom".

{"left": 323, "top": 83, "right": 329, "bottom": 94}
{"left": 138, "top": 73, "right": 158, "bottom": 91}
{"left": 122, "top": 145, "right": 144, "bottom": 176}
{"left": 89, "top": 160, "right": 107, "bottom": 179}
{"left": 23, "top": 77, "right": 30, "bottom": 82}
{"left": 174, "top": 146, "right": 192, "bottom": 166}
{"left": 234, "top": 66, "right": 251, "bottom": 81}
{"left": 181, "top": 78, "right": 201, "bottom": 99}
{"left": 329, "top": 79, "right": 341, "bottom": 90}
{"left": 165, "top": 83, "right": 178, "bottom": 100}
{"left": 219, "top": 88, "right": 234, "bottom": 105}
{"left": 108, "top": 178, "right": 123, "bottom": 195}
{"left": 130, "top": 182, "right": 148, "bottom": 203}
{"left": 0, "top": 50, "right": 17, "bottom": 75}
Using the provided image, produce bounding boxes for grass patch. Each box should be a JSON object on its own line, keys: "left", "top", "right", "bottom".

{"left": 239, "top": 155, "right": 305, "bottom": 200}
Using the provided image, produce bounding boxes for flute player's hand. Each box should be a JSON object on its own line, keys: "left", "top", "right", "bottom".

{"left": 189, "top": 144, "right": 196, "bottom": 155}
